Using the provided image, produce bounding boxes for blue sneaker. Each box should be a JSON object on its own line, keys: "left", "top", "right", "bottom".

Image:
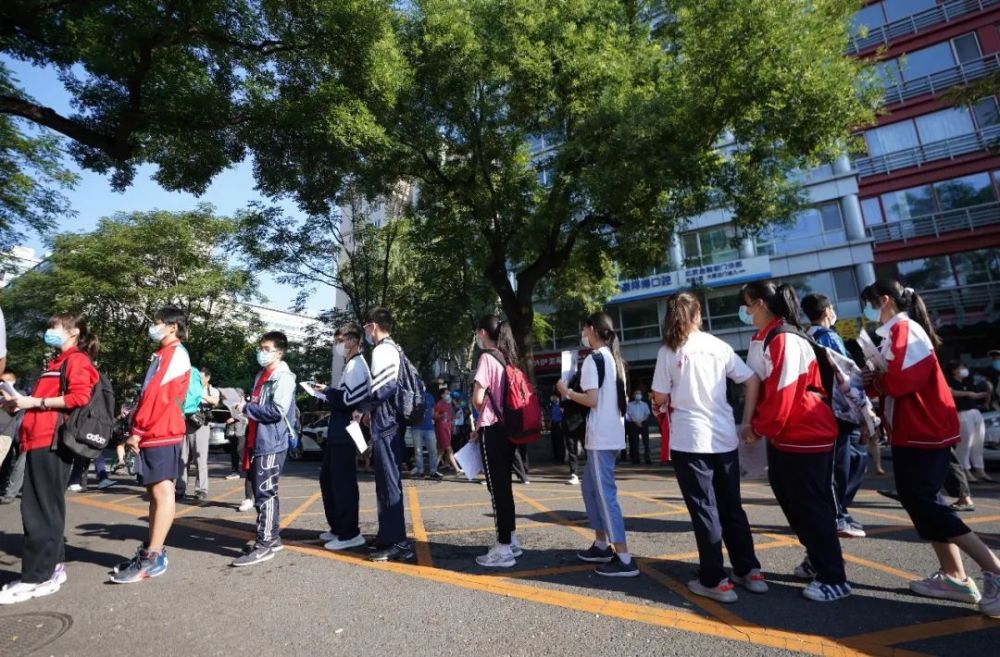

{"left": 109, "top": 548, "right": 168, "bottom": 584}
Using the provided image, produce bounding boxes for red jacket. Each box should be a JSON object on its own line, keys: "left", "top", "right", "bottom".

{"left": 871, "top": 313, "right": 959, "bottom": 449}
{"left": 747, "top": 318, "right": 838, "bottom": 453}
{"left": 20, "top": 347, "right": 99, "bottom": 452}
{"left": 131, "top": 340, "right": 191, "bottom": 448}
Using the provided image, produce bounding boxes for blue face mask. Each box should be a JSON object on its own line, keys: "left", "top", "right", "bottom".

{"left": 257, "top": 350, "right": 276, "bottom": 367}
{"left": 738, "top": 305, "right": 754, "bottom": 326}
{"left": 993, "top": 360, "right": 1000, "bottom": 371}
{"left": 862, "top": 303, "right": 881, "bottom": 323}
{"left": 148, "top": 324, "right": 164, "bottom": 342}
{"left": 43, "top": 329, "right": 66, "bottom": 348}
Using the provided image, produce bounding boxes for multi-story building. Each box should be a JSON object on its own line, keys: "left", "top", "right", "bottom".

{"left": 532, "top": 0, "right": 1000, "bottom": 389}
{"left": 0, "top": 246, "right": 44, "bottom": 288}
{"left": 241, "top": 303, "right": 326, "bottom": 344}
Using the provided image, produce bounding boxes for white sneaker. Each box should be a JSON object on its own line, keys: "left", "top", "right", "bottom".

{"left": 475, "top": 544, "right": 516, "bottom": 568}
{"left": 67, "top": 484, "right": 83, "bottom": 493}
{"left": 802, "top": 580, "right": 851, "bottom": 602}
{"left": 567, "top": 474, "right": 580, "bottom": 485}
{"left": 510, "top": 534, "right": 523, "bottom": 558}
{"left": 319, "top": 531, "right": 336, "bottom": 542}
{"left": 238, "top": 498, "right": 255, "bottom": 512}
{"left": 0, "top": 576, "right": 61, "bottom": 605}
{"left": 53, "top": 563, "right": 67, "bottom": 585}
{"left": 731, "top": 568, "right": 768, "bottom": 593}
{"left": 980, "top": 571, "right": 1000, "bottom": 619}
{"left": 688, "top": 578, "right": 738, "bottom": 603}
{"left": 324, "top": 534, "right": 367, "bottom": 551}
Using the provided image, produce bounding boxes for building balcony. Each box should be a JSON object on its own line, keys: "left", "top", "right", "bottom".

{"left": 855, "top": 124, "right": 1000, "bottom": 177}
{"left": 867, "top": 201, "right": 1000, "bottom": 242}
{"left": 882, "top": 53, "right": 1000, "bottom": 107}
{"left": 849, "top": 0, "right": 1000, "bottom": 55}
{"left": 921, "top": 280, "right": 1000, "bottom": 326}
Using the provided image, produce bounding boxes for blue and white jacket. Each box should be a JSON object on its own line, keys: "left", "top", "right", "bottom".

{"left": 245, "top": 360, "right": 298, "bottom": 456}
{"left": 361, "top": 337, "right": 401, "bottom": 439}
{"left": 325, "top": 352, "right": 372, "bottom": 444}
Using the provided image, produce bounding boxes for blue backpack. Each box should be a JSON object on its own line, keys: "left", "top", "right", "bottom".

{"left": 182, "top": 366, "right": 204, "bottom": 416}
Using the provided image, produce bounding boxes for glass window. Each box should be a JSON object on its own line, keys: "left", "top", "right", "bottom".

{"left": 952, "top": 33, "right": 982, "bottom": 65}
{"left": 819, "top": 203, "right": 844, "bottom": 231}
{"left": 782, "top": 272, "right": 836, "bottom": 308}
{"left": 881, "top": 185, "right": 935, "bottom": 222}
{"left": 901, "top": 42, "right": 955, "bottom": 81}
{"left": 915, "top": 107, "right": 975, "bottom": 144}
{"left": 874, "top": 59, "right": 902, "bottom": 87}
{"left": 833, "top": 268, "right": 859, "bottom": 301}
{"left": 861, "top": 197, "right": 884, "bottom": 225}
{"left": 704, "top": 287, "right": 742, "bottom": 331}
{"left": 682, "top": 226, "right": 737, "bottom": 267}
{"left": 758, "top": 203, "right": 846, "bottom": 255}
{"left": 865, "top": 120, "right": 918, "bottom": 156}
{"left": 851, "top": 2, "right": 886, "bottom": 33}
{"left": 619, "top": 303, "right": 660, "bottom": 341}
{"left": 883, "top": 0, "right": 936, "bottom": 23}
{"left": 953, "top": 249, "right": 1000, "bottom": 285}
{"left": 973, "top": 97, "right": 1000, "bottom": 128}
{"left": 935, "top": 173, "right": 995, "bottom": 210}
{"left": 896, "top": 257, "right": 955, "bottom": 290}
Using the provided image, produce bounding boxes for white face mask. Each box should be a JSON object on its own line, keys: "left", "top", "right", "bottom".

{"left": 257, "top": 349, "right": 277, "bottom": 367}
{"left": 957, "top": 368, "right": 970, "bottom": 380}
{"left": 335, "top": 342, "right": 347, "bottom": 358}
{"left": 580, "top": 333, "right": 591, "bottom": 349}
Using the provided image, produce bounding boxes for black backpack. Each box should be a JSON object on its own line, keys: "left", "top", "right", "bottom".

{"left": 392, "top": 342, "right": 427, "bottom": 425}
{"left": 55, "top": 355, "right": 116, "bottom": 459}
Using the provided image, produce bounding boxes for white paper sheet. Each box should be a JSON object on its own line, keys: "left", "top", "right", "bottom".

{"left": 346, "top": 421, "right": 368, "bottom": 454}
{"left": 857, "top": 330, "right": 887, "bottom": 373}
{"left": 299, "top": 381, "right": 325, "bottom": 399}
{"left": 560, "top": 350, "right": 577, "bottom": 383}
{"left": 455, "top": 441, "right": 484, "bottom": 481}
{"left": 0, "top": 381, "right": 21, "bottom": 399}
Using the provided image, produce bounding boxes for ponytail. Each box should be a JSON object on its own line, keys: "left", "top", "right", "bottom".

{"left": 663, "top": 292, "right": 702, "bottom": 350}
{"left": 49, "top": 312, "right": 100, "bottom": 360}
{"left": 861, "top": 278, "right": 941, "bottom": 349}
{"left": 585, "top": 312, "right": 627, "bottom": 383}
{"left": 477, "top": 315, "right": 520, "bottom": 365}
{"left": 739, "top": 281, "right": 803, "bottom": 329}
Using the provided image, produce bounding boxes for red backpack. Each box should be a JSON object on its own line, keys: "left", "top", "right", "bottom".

{"left": 483, "top": 350, "right": 543, "bottom": 445}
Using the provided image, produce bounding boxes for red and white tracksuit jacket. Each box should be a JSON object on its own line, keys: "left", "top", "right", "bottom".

{"left": 870, "top": 313, "right": 959, "bottom": 449}
{"left": 747, "top": 318, "right": 838, "bottom": 453}
{"left": 131, "top": 340, "right": 191, "bottom": 448}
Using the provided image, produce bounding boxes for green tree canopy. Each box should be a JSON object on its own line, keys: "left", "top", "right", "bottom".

{"left": 0, "top": 206, "right": 260, "bottom": 390}
{"left": 247, "top": 0, "right": 879, "bottom": 360}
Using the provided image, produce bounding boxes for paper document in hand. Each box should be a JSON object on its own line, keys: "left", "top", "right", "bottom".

{"left": 857, "top": 330, "right": 887, "bottom": 373}
{"left": 219, "top": 387, "right": 243, "bottom": 409}
{"left": 299, "top": 381, "right": 325, "bottom": 399}
{"left": 454, "top": 442, "right": 484, "bottom": 481}
{"left": 346, "top": 421, "right": 368, "bottom": 454}
{"left": 560, "top": 350, "right": 578, "bottom": 382}
{"left": 0, "top": 381, "right": 20, "bottom": 399}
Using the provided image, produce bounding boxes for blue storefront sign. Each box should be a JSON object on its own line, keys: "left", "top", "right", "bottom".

{"left": 611, "top": 255, "right": 771, "bottom": 303}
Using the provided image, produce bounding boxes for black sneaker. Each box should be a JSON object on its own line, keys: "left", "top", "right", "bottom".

{"left": 194, "top": 490, "right": 208, "bottom": 502}
{"left": 370, "top": 542, "right": 414, "bottom": 563}
{"left": 231, "top": 546, "right": 275, "bottom": 567}
{"left": 428, "top": 472, "right": 443, "bottom": 481}
{"left": 595, "top": 555, "right": 640, "bottom": 578}
{"left": 577, "top": 543, "right": 615, "bottom": 563}
{"left": 877, "top": 489, "right": 900, "bottom": 502}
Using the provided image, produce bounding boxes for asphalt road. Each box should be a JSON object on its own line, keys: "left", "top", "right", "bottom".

{"left": 0, "top": 450, "right": 998, "bottom": 657}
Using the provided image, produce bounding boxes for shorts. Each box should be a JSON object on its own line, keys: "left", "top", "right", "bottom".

{"left": 135, "top": 443, "right": 182, "bottom": 486}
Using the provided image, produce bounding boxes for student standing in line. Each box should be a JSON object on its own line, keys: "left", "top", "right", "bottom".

{"left": 560, "top": 364, "right": 587, "bottom": 486}
{"left": 0, "top": 313, "right": 99, "bottom": 604}
{"left": 557, "top": 312, "right": 639, "bottom": 578}
{"left": 410, "top": 387, "right": 441, "bottom": 480}
{"left": 111, "top": 307, "right": 192, "bottom": 584}
{"left": 652, "top": 292, "right": 766, "bottom": 602}
{"left": 801, "top": 293, "right": 868, "bottom": 541}
{"left": 361, "top": 307, "right": 412, "bottom": 563}
{"left": 861, "top": 280, "right": 999, "bottom": 618}
{"left": 549, "top": 391, "right": 565, "bottom": 464}
{"left": 316, "top": 323, "right": 370, "bottom": 551}
{"left": 946, "top": 359, "right": 993, "bottom": 483}
{"left": 738, "top": 282, "right": 849, "bottom": 602}
{"left": 434, "top": 389, "right": 461, "bottom": 476}
{"left": 625, "top": 390, "right": 652, "bottom": 465}
{"left": 471, "top": 315, "right": 523, "bottom": 568}
{"left": 177, "top": 366, "right": 219, "bottom": 502}
{"left": 231, "top": 331, "right": 297, "bottom": 567}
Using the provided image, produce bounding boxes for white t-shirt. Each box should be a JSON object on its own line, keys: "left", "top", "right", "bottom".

{"left": 580, "top": 346, "right": 626, "bottom": 450}
{"left": 651, "top": 331, "right": 755, "bottom": 454}
{"left": 0, "top": 306, "right": 6, "bottom": 360}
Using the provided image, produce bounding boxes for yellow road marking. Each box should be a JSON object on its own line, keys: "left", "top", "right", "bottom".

{"left": 514, "top": 490, "right": 593, "bottom": 540}
{"left": 842, "top": 552, "right": 919, "bottom": 582}
{"left": 175, "top": 484, "right": 246, "bottom": 518}
{"left": 844, "top": 615, "right": 1000, "bottom": 648}
{"left": 280, "top": 491, "right": 322, "bottom": 529}
{"left": 406, "top": 486, "right": 433, "bottom": 567}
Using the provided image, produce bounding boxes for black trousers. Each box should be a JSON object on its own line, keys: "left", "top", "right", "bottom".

{"left": 480, "top": 424, "right": 516, "bottom": 544}
{"left": 320, "top": 439, "right": 360, "bottom": 539}
{"left": 22, "top": 447, "right": 73, "bottom": 583}
{"left": 672, "top": 449, "right": 761, "bottom": 587}
{"left": 627, "top": 423, "right": 651, "bottom": 464}
{"left": 250, "top": 450, "right": 286, "bottom": 548}
{"left": 893, "top": 446, "right": 971, "bottom": 542}
{"left": 550, "top": 421, "right": 565, "bottom": 462}
{"left": 767, "top": 444, "right": 846, "bottom": 585}
{"left": 565, "top": 424, "right": 583, "bottom": 476}
{"left": 371, "top": 425, "right": 406, "bottom": 547}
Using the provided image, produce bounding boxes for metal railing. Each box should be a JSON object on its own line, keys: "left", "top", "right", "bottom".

{"left": 855, "top": 124, "right": 1000, "bottom": 177}
{"left": 867, "top": 201, "right": 1000, "bottom": 242}
{"left": 920, "top": 281, "right": 1000, "bottom": 326}
{"left": 849, "top": 0, "right": 1000, "bottom": 54}
{"left": 882, "top": 53, "right": 1000, "bottom": 106}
